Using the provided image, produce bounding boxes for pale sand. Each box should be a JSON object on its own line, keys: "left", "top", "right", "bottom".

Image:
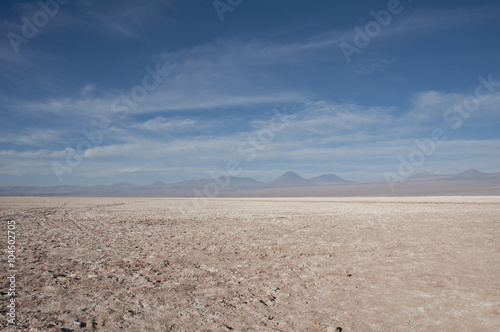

{"left": 1, "top": 197, "right": 499, "bottom": 331}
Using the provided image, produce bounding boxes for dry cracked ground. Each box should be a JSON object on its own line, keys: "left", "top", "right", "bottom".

{"left": 1, "top": 196, "right": 499, "bottom": 331}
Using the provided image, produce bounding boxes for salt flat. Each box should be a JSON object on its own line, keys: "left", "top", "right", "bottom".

{"left": 1, "top": 197, "right": 499, "bottom": 331}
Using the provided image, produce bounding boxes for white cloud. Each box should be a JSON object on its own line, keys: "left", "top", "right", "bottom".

{"left": 81, "top": 83, "right": 97, "bottom": 96}
{"left": 133, "top": 117, "right": 198, "bottom": 132}
{"left": 409, "top": 91, "right": 463, "bottom": 122}
{"left": 369, "top": 5, "right": 500, "bottom": 40}
{"left": 408, "top": 88, "right": 500, "bottom": 124}
{"left": 0, "top": 129, "right": 66, "bottom": 147}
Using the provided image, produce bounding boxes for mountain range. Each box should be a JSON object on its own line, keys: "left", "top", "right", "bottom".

{"left": 1, "top": 169, "right": 499, "bottom": 197}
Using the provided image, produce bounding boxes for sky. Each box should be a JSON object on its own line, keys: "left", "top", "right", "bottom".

{"left": 0, "top": 0, "right": 499, "bottom": 186}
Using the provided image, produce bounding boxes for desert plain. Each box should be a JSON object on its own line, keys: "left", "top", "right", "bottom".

{"left": 1, "top": 196, "right": 499, "bottom": 331}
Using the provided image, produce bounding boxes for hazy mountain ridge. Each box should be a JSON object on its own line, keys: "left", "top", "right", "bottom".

{"left": 446, "top": 169, "right": 500, "bottom": 181}
{"left": 1, "top": 169, "right": 500, "bottom": 197}
{"left": 266, "top": 171, "right": 313, "bottom": 188}
{"left": 309, "top": 173, "right": 351, "bottom": 184}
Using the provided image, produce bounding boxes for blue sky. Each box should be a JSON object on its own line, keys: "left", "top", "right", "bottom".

{"left": 1, "top": 0, "right": 499, "bottom": 186}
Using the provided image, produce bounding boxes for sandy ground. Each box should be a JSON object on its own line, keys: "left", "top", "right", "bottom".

{"left": 1, "top": 196, "right": 499, "bottom": 331}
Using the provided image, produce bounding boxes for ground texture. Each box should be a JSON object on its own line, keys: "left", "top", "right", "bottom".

{"left": 1, "top": 197, "right": 499, "bottom": 331}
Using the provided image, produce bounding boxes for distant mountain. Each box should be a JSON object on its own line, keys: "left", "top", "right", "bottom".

{"left": 225, "top": 176, "right": 261, "bottom": 186}
{"left": 213, "top": 176, "right": 262, "bottom": 190}
{"left": 267, "top": 171, "right": 312, "bottom": 187}
{"left": 110, "top": 182, "right": 136, "bottom": 187}
{"left": 224, "top": 176, "right": 260, "bottom": 184}
{"left": 309, "top": 173, "right": 350, "bottom": 184}
{"left": 408, "top": 171, "right": 451, "bottom": 180}
{"left": 2, "top": 169, "right": 500, "bottom": 197}
{"left": 447, "top": 169, "right": 500, "bottom": 181}
{"left": 149, "top": 180, "right": 167, "bottom": 187}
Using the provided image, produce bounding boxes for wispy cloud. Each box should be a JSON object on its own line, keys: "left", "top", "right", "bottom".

{"left": 409, "top": 88, "right": 500, "bottom": 124}
{"left": 0, "top": 129, "right": 67, "bottom": 147}
{"left": 133, "top": 117, "right": 198, "bottom": 132}
{"left": 369, "top": 5, "right": 500, "bottom": 39}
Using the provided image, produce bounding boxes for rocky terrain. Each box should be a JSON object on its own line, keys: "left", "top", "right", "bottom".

{"left": 1, "top": 197, "right": 500, "bottom": 331}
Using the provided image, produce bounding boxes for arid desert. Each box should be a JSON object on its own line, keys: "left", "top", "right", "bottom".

{"left": 1, "top": 196, "right": 500, "bottom": 331}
